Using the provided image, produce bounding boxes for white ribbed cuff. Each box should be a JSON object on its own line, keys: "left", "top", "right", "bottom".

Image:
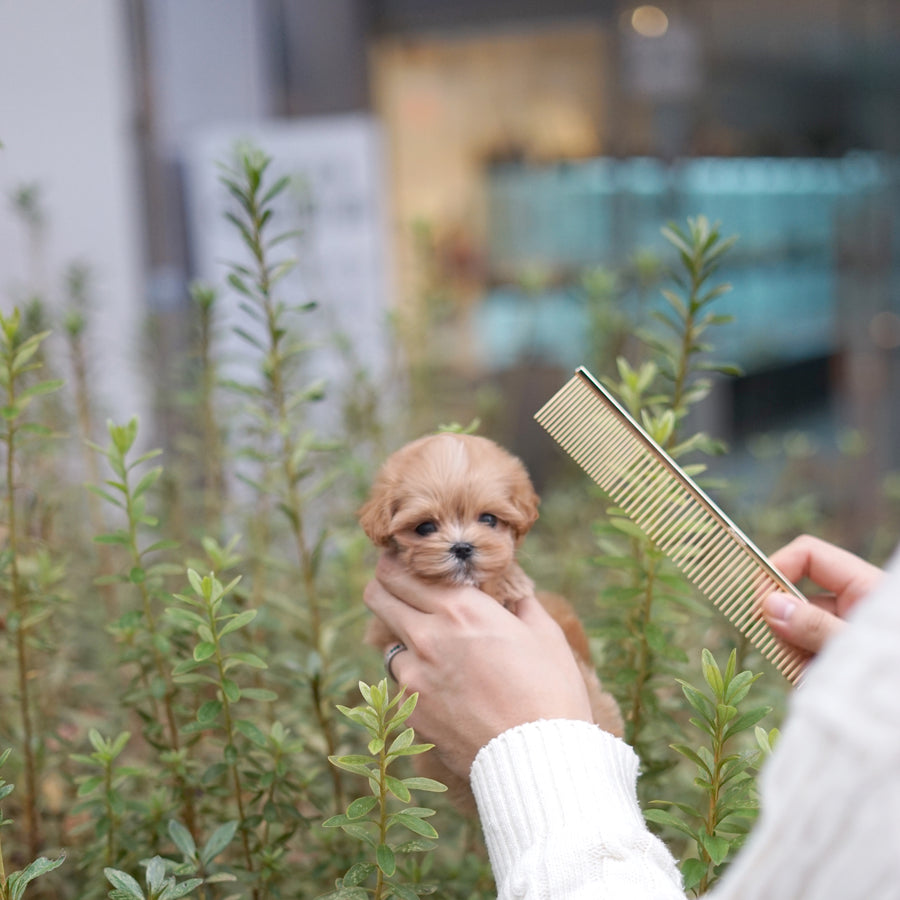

{"left": 470, "top": 719, "right": 676, "bottom": 896}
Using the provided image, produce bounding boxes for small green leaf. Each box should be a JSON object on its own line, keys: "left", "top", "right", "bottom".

{"left": 341, "top": 862, "right": 375, "bottom": 887}
{"left": 328, "top": 755, "right": 374, "bottom": 778}
{"left": 347, "top": 796, "right": 378, "bottom": 819}
{"left": 384, "top": 775, "right": 411, "bottom": 802}
{"left": 234, "top": 719, "right": 267, "bottom": 747}
{"left": 388, "top": 886, "right": 422, "bottom": 900}
{"left": 723, "top": 707, "right": 771, "bottom": 741}
{"left": 681, "top": 857, "right": 708, "bottom": 892}
{"left": 702, "top": 649, "right": 725, "bottom": 696}
{"left": 103, "top": 868, "right": 144, "bottom": 899}
{"left": 321, "top": 888, "right": 369, "bottom": 900}
{"left": 193, "top": 642, "right": 216, "bottom": 662}
{"left": 218, "top": 608, "right": 257, "bottom": 638}
{"left": 239, "top": 687, "right": 277, "bottom": 702}
{"left": 132, "top": 466, "right": 163, "bottom": 499}
{"left": 608, "top": 517, "right": 646, "bottom": 539}
{"left": 165, "top": 608, "right": 207, "bottom": 630}
{"left": 145, "top": 856, "right": 166, "bottom": 892}
{"left": 200, "top": 820, "right": 238, "bottom": 865}
{"left": 223, "top": 651, "right": 267, "bottom": 670}
{"left": 167, "top": 820, "right": 197, "bottom": 859}
{"left": 643, "top": 807, "right": 697, "bottom": 840}
{"left": 76, "top": 775, "right": 103, "bottom": 797}
{"left": 376, "top": 843, "right": 396, "bottom": 876}
{"left": 197, "top": 700, "right": 223, "bottom": 725}
{"left": 401, "top": 777, "right": 447, "bottom": 793}
{"left": 699, "top": 831, "right": 731, "bottom": 865}
{"left": 669, "top": 743, "right": 712, "bottom": 777}
{"left": 717, "top": 703, "right": 738, "bottom": 726}
{"left": 390, "top": 812, "right": 438, "bottom": 839}
{"left": 187, "top": 568, "right": 205, "bottom": 596}
{"left": 339, "top": 823, "right": 376, "bottom": 848}
{"left": 388, "top": 692, "right": 419, "bottom": 728}
{"left": 159, "top": 879, "right": 204, "bottom": 899}
{"left": 7, "top": 854, "right": 66, "bottom": 900}
{"left": 322, "top": 813, "right": 350, "bottom": 828}
{"left": 93, "top": 532, "right": 132, "bottom": 546}
{"left": 387, "top": 728, "right": 415, "bottom": 756}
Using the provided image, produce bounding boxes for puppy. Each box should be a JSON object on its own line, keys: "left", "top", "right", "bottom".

{"left": 359, "top": 432, "right": 623, "bottom": 809}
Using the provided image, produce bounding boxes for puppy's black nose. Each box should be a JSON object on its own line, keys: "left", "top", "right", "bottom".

{"left": 451, "top": 542, "right": 475, "bottom": 560}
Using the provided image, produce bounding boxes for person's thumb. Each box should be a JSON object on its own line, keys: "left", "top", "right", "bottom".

{"left": 762, "top": 592, "right": 845, "bottom": 654}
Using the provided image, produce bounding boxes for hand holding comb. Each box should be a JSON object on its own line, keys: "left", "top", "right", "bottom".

{"left": 535, "top": 366, "right": 810, "bottom": 685}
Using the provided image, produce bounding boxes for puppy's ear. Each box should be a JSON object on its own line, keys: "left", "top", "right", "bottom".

{"left": 505, "top": 466, "right": 541, "bottom": 542}
{"left": 358, "top": 489, "right": 394, "bottom": 547}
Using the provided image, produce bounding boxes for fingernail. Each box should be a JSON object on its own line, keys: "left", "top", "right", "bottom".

{"left": 764, "top": 593, "right": 796, "bottom": 624}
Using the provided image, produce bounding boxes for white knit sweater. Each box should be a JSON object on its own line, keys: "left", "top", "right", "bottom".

{"left": 471, "top": 548, "right": 900, "bottom": 899}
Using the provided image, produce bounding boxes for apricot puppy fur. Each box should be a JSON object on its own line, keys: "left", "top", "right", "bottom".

{"left": 359, "top": 432, "right": 623, "bottom": 806}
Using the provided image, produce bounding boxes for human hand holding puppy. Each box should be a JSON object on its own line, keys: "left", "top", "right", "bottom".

{"left": 358, "top": 433, "right": 621, "bottom": 804}
{"left": 364, "top": 553, "right": 594, "bottom": 779}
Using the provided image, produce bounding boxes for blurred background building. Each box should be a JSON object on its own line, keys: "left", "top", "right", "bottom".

{"left": 1, "top": 0, "right": 899, "bottom": 544}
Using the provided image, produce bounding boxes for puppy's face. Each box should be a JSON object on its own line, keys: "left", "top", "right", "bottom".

{"left": 359, "top": 434, "right": 539, "bottom": 586}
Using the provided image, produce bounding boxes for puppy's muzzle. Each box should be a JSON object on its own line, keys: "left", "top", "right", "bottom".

{"left": 450, "top": 542, "right": 475, "bottom": 561}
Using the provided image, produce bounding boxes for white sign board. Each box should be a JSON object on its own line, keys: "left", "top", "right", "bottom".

{"left": 183, "top": 114, "right": 393, "bottom": 432}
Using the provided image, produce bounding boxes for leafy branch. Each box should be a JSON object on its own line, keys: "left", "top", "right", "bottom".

{"left": 170, "top": 568, "right": 275, "bottom": 897}
{"left": 88, "top": 419, "right": 196, "bottom": 837}
{"left": 0, "top": 748, "right": 66, "bottom": 900}
{"left": 0, "top": 309, "right": 62, "bottom": 855}
{"left": 219, "top": 145, "right": 345, "bottom": 813}
{"left": 321, "top": 681, "right": 447, "bottom": 899}
{"left": 595, "top": 217, "right": 739, "bottom": 780}
{"left": 645, "top": 649, "right": 776, "bottom": 894}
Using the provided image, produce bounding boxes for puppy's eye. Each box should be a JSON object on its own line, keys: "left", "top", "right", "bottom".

{"left": 415, "top": 521, "right": 438, "bottom": 536}
{"left": 478, "top": 513, "right": 498, "bottom": 527}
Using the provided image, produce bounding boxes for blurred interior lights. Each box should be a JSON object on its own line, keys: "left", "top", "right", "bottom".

{"left": 630, "top": 5, "right": 669, "bottom": 38}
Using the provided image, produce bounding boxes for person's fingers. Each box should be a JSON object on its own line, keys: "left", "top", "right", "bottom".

{"left": 770, "top": 535, "right": 882, "bottom": 607}
{"left": 762, "top": 591, "right": 847, "bottom": 654}
{"left": 363, "top": 576, "right": 423, "bottom": 646}
{"left": 373, "top": 554, "right": 457, "bottom": 614}
{"left": 513, "top": 591, "right": 572, "bottom": 643}
{"left": 805, "top": 593, "right": 839, "bottom": 616}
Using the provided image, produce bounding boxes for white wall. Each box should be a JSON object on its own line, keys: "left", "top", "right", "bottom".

{"left": 0, "top": 0, "right": 146, "bottom": 427}
{"left": 144, "top": 0, "right": 270, "bottom": 156}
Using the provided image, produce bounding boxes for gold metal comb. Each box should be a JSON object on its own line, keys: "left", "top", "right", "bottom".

{"left": 535, "top": 366, "right": 810, "bottom": 685}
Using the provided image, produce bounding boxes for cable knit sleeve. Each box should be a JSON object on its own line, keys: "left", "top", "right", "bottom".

{"left": 707, "top": 547, "right": 900, "bottom": 900}
{"left": 470, "top": 548, "right": 900, "bottom": 900}
{"left": 470, "top": 719, "right": 684, "bottom": 899}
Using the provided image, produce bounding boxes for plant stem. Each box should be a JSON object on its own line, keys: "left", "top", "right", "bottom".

{"left": 627, "top": 543, "right": 658, "bottom": 749}
{"left": 210, "top": 618, "right": 258, "bottom": 899}
{"left": 4, "top": 383, "right": 40, "bottom": 857}
{"left": 68, "top": 326, "right": 118, "bottom": 616}
{"left": 239, "top": 161, "right": 344, "bottom": 812}
{"left": 374, "top": 712, "right": 390, "bottom": 900}
{"left": 123, "top": 496, "right": 198, "bottom": 841}
{"left": 197, "top": 297, "right": 224, "bottom": 528}
{"left": 669, "top": 265, "right": 700, "bottom": 425}
{"left": 103, "top": 759, "right": 116, "bottom": 866}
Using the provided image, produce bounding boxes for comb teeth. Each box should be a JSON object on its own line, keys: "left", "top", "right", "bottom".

{"left": 535, "top": 367, "right": 810, "bottom": 686}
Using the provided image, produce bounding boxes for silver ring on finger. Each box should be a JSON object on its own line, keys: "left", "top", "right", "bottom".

{"left": 383, "top": 641, "right": 408, "bottom": 682}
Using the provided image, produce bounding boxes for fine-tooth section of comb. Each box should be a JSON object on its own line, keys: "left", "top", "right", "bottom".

{"left": 535, "top": 366, "right": 810, "bottom": 685}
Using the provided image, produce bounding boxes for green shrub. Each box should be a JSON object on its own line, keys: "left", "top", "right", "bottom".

{"left": 0, "top": 147, "right": 807, "bottom": 897}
